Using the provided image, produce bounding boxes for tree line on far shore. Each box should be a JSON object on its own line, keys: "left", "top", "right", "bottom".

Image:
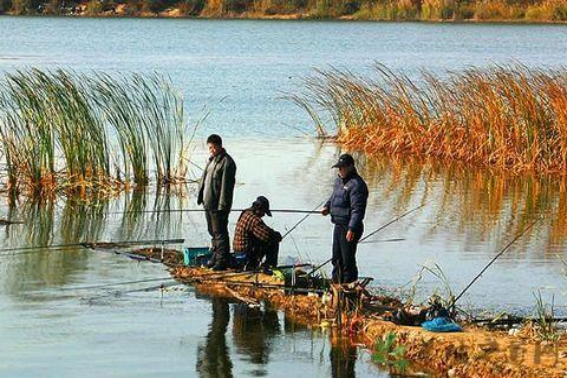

{"left": 1, "top": 0, "right": 566, "bottom": 22}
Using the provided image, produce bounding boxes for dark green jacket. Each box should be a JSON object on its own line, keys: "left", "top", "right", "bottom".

{"left": 197, "top": 149, "right": 237, "bottom": 211}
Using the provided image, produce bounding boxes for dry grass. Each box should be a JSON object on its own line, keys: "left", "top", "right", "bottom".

{"left": 295, "top": 64, "right": 567, "bottom": 175}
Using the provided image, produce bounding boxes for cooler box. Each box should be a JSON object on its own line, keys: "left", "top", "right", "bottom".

{"left": 183, "top": 247, "right": 212, "bottom": 266}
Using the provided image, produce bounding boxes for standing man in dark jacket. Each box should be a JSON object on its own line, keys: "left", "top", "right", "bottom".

{"left": 322, "top": 154, "right": 368, "bottom": 284}
{"left": 198, "top": 134, "right": 237, "bottom": 271}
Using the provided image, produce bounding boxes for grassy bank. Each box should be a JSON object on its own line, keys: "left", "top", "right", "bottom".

{"left": 294, "top": 64, "right": 567, "bottom": 175}
{"left": 2, "top": 0, "right": 567, "bottom": 23}
{"left": 0, "top": 69, "right": 194, "bottom": 196}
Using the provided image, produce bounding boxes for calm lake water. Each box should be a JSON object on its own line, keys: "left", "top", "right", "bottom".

{"left": 1, "top": 16, "right": 567, "bottom": 377}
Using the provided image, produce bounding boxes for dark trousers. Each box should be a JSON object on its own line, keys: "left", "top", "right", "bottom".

{"left": 332, "top": 224, "right": 362, "bottom": 284}
{"left": 205, "top": 210, "right": 230, "bottom": 266}
{"left": 246, "top": 240, "right": 279, "bottom": 269}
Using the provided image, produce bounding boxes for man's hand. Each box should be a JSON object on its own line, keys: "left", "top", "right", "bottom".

{"left": 346, "top": 230, "right": 355, "bottom": 242}
{"left": 321, "top": 207, "right": 329, "bottom": 216}
{"left": 274, "top": 231, "right": 283, "bottom": 243}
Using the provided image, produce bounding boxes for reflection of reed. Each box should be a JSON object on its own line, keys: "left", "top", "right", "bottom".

{"left": 59, "top": 198, "right": 108, "bottom": 243}
{"left": 0, "top": 189, "right": 192, "bottom": 295}
{"left": 2, "top": 198, "right": 95, "bottom": 294}
{"left": 115, "top": 190, "right": 148, "bottom": 241}
{"left": 12, "top": 199, "right": 56, "bottom": 247}
{"left": 111, "top": 186, "right": 192, "bottom": 242}
{"left": 357, "top": 154, "right": 567, "bottom": 254}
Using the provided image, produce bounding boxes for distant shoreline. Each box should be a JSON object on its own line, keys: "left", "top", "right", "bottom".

{"left": 2, "top": 14, "right": 567, "bottom": 25}
{"left": 2, "top": 1, "right": 567, "bottom": 24}
{"left": 3, "top": 14, "right": 567, "bottom": 25}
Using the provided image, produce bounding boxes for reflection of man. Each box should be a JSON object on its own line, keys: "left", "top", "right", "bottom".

{"left": 330, "top": 336, "right": 357, "bottom": 378}
{"left": 233, "top": 196, "right": 282, "bottom": 273}
{"left": 197, "top": 134, "right": 237, "bottom": 271}
{"left": 322, "top": 154, "right": 368, "bottom": 284}
{"left": 196, "top": 297, "right": 233, "bottom": 378}
{"left": 232, "top": 303, "right": 280, "bottom": 368}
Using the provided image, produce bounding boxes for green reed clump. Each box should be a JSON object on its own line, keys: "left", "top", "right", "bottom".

{"left": 45, "top": 70, "right": 110, "bottom": 184}
{"left": 0, "top": 70, "right": 56, "bottom": 193}
{"left": 0, "top": 69, "right": 192, "bottom": 195}
{"left": 372, "top": 332, "right": 409, "bottom": 375}
{"left": 294, "top": 64, "right": 567, "bottom": 175}
{"left": 531, "top": 291, "right": 560, "bottom": 342}
{"left": 91, "top": 73, "right": 151, "bottom": 186}
{"left": 130, "top": 74, "right": 189, "bottom": 184}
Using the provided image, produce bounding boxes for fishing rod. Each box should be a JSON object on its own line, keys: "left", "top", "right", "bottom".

{"left": 84, "top": 281, "right": 184, "bottom": 302}
{"left": 87, "top": 273, "right": 322, "bottom": 301}
{"left": 0, "top": 238, "right": 185, "bottom": 256}
{"left": 472, "top": 315, "right": 567, "bottom": 326}
{"left": 89, "top": 278, "right": 325, "bottom": 303}
{"left": 106, "top": 208, "right": 321, "bottom": 215}
{"left": 201, "top": 263, "right": 315, "bottom": 281}
{"left": 85, "top": 267, "right": 325, "bottom": 301}
{"left": 451, "top": 218, "right": 540, "bottom": 306}
{"left": 276, "top": 262, "right": 314, "bottom": 270}
{"left": 0, "top": 219, "right": 24, "bottom": 226}
{"left": 94, "top": 248, "right": 173, "bottom": 265}
{"left": 360, "top": 238, "right": 406, "bottom": 244}
{"left": 359, "top": 204, "right": 425, "bottom": 243}
{"left": 61, "top": 277, "right": 176, "bottom": 291}
{"left": 306, "top": 204, "right": 426, "bottom": 277}
{"left": 281, "top": 200, "right": 327, "bottom": 240}
{"left": 183, "top": 276, "right": 326, "bottom": 294}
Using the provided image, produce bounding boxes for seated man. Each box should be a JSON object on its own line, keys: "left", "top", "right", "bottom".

{"left": 233, "top": 196, "right": 282, "bottom": 272}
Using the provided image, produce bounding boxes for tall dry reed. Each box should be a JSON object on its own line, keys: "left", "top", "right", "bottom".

{"left": 294, "top": 64, "right": 567, "bottom": 175}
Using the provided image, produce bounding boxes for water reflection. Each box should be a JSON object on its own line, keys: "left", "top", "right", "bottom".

{"left": 232, "top": 303, "right": 280, "bottom": 375}
{"left": 196, "top": 297, "right": 234, "bottom": 378}
{"left": 330, "top": 335, "right": 357, "bottom": 378}
{"left": 195, "top": 298, "right": 282, "bottom": 378}
{"left": 195, "top": 294, "right": 368, "bottom": 378}
{"left": 7, "top": 137, "right": 562, "bottom": 375}
{"left": 1, "top": 198, "right": 101, "bottom": 295}
{"left": 355, "top": 151, "right": 567, "bottom": 256}
{"left": 0, "top": 189, "right": 193, "bottom": 298}
{"left": 1, "top": 139, "right": 567, "bottom": 309}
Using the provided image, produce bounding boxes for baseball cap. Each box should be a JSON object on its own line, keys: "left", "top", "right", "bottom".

{"left": 332, "top": 153, "right": 355, "bottom": 168}
{"left": 253, "top": 196, "right": 272, "bottom": 217}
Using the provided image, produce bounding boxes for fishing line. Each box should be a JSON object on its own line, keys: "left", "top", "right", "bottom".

{"left": 106, "top": 208, "right": 323, "bottom": 216}
{"left": 306, "top": 204, "right": 426, "bottom": 277}
{"left": 61, "top": 277, "right": 176, "bottom": 291}
{"left": 281, "top": 200, "right": 327, "bottom": 240}
{"left": 452, "top": 218, "right": 540, "bottom": 306}
{"left": 0, "top": 238, "right": 185, "bottom": 257}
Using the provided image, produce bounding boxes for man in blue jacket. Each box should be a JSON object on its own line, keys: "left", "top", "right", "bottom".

{"left": 322, "top": 154, "right": 369, "bottom": 284}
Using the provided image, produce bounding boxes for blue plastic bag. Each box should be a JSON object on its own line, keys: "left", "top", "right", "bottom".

{"left": 422, "top": 317, "right": 462, "bottom": 333}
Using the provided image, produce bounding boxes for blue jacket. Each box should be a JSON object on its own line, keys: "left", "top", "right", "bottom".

{"left": 325, "top": 170, "right": 369, "bottom": 231}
